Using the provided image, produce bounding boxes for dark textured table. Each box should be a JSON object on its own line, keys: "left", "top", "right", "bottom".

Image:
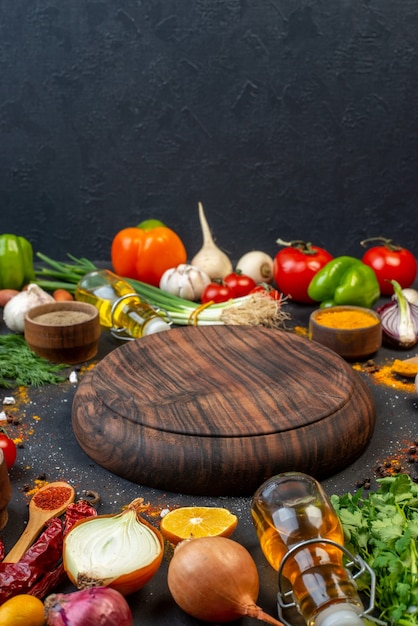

{"left": 1, "top": 297, "right": 417, "bottom": 625}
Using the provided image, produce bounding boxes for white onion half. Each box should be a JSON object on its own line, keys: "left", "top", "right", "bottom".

{"left": 63, "top": 499, "right": 163, "bottom": 595}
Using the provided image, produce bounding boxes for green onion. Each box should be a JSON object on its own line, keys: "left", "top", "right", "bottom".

{"left": 35, "top": 254, "right": 98, "bottom": 291}
{"left": 35, "top": 254, "right": 289, "bottom": 328}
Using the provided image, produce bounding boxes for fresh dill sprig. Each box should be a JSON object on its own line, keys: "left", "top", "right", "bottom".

{"left": 0, "top": 334, "right": 67, "bottom": 388}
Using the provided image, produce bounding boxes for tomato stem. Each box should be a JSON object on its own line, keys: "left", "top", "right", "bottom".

{"left": 360, "top": 236, "right": 402, "bottom": 251}
{"left": 276, "top": 238, "right": 318, "bottom": 255}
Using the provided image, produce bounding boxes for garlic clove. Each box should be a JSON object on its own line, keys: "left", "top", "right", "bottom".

{"left": 3, "top": 284, "right": 55, "bottom": 333}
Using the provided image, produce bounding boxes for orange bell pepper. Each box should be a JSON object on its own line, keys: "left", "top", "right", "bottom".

{"left": 111, "top": 221, "right": 187, "bottom": 287}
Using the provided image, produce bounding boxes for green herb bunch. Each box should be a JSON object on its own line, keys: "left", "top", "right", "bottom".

{"left": 0, "top": 334, "right": 67, "bottom": 388}
{"left": 331, "top": 474, "right": 418, "bottom": 625}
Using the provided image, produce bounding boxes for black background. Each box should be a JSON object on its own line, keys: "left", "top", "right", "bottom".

{"left": 1, "top": 0, "right": 418, "bottom": 263}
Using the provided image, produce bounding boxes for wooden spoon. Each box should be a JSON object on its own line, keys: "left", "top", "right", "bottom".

{"left": 4, "top": 481, "right": 75, "bottom": 563}
{"left": 392, "top": 354, "right": 418, "bottom": 378}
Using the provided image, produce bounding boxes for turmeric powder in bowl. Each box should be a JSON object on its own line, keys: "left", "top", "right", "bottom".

{"left": 313, "top": 308, "right": 379, "bottom": 330}
{"left": 309, "top": 305, "right": 382, "bottom": 361}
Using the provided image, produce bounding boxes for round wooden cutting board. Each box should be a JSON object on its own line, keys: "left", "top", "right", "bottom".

{"left": 72, "top": 326, "right": 375, "bottom": 496}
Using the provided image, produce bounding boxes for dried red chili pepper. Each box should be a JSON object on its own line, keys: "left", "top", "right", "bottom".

{"left": 30, "top": 500, "right": 97, "bottom": 599}
{"left": 0, "top": 517, "right": 63, "bottom": 603}
{"left": 63, "top": 500, "right": 97, "bottom": 534}
{"left": 0, "top": 500, "right": 97, "bottom": 602}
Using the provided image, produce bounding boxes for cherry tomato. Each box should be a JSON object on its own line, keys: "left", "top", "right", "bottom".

{"left": 223, "top": 272, "right": 257, "bottom": 298}
{"left": 361, "top": 238, "right": 417, "bottom": 296}
{"left": 249, "top": 285, "right": 282, "bottom": 300}
{"left": 0, "top": 432, "right": 17, "bottom": 469}
{"left": 111, "top": 221, "right": 187, "bottom": 287}
{"left": 273, "top": 240, "right": 333, "bottom": 303}
{"left": 201, "top": 283, "right": 233, "bottom": 304}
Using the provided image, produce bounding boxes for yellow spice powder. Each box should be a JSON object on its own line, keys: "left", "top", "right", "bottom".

{"left": 314, "top": 309, "right": 379, "bottom": 329}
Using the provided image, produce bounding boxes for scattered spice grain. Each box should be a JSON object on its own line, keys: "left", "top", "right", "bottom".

{"left": 352, "top": 360, "right": 416, "bottom": 393}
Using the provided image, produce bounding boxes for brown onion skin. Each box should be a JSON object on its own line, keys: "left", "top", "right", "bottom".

{"left": 44, "top": 587, "right": 133, "bottom": 626}
{"left": 167, "top": 536, "right": 260, "bottom": 622}
{"left": 63, "top": 511, "right": 164, "bottom": 595}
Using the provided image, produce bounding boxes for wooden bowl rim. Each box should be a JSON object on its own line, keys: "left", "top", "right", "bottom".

{"left": 25, "top": 301, "right": 99, "bottom": 328}
{"left": 310, "top": 305, "right": 381, "bottom": 334}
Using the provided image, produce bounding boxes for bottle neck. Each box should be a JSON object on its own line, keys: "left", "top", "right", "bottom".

{"left": 75, "top": 270, "right": 170, "bottom": 338}
{"left": 313, "top": 604, "right": 365, "bottom": 626}
{"left": 111, "top": 297, "right": 170, "bottom": 339}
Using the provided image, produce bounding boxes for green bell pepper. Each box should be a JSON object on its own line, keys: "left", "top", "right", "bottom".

{"left": 0, "top": 234, "right": 35, "bottom": 290}
{"left": 307, "top": 255, "right": 380, "bottom": 308}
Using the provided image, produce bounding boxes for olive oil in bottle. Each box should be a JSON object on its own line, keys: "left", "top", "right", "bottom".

{"left": 75, "top": 269, "right": 170, "bottom": 339}
{"left": 251, "top": 472, "right": 366, "bottom": 626}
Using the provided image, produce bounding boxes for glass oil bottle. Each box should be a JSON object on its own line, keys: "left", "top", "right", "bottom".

{"left": 251, "top": 472, "right": 377, "bottom": 626}
{"left": 75, "top": 269, "right": 171, "bottom": 339}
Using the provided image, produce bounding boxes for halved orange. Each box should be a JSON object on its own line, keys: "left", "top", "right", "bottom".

{"left": 160, "top": 506, "right": 238, "bottom": 544}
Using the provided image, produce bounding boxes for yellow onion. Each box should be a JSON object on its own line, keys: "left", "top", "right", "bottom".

{"left": 63, "top": 498, "right": 163, "bottom": 596}
{"left": 167, "top": 536, "right": 285, "bottom": 624}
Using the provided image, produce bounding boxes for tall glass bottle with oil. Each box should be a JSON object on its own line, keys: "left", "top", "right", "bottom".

{"left": 251, "top": 472, "right": 376, "bottom": 626}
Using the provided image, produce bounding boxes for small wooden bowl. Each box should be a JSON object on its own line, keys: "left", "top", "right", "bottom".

{"left": 25, "top": 301, "right": 101, "bottom": 364}
{"left": 309, "top": 305, "right": 382, "bottom": 361}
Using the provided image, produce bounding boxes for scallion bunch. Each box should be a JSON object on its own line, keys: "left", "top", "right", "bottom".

{"left": 35, "top": 254, "right": 289, "bottom": 329}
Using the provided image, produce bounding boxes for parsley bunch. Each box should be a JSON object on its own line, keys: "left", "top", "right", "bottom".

{"left": 331, "top": 474, "right": 418, "bottom": 625}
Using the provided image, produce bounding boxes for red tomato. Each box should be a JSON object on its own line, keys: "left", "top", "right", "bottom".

{"left": 361, "top": 240, "right": 417, "bottom": 296}
{"left": 111, "top": 223, "right": 187, "bottom": 287}
{"left": 0, "top": 432, "right": 17, "bottom": 469}
{"left": 273, "top": 241, "right": 333, "bottom": 303}
{"left": 201, "top": 283, "right": 233, "bottom": 304}
{"left": 223, "top": 273, "right": 257, "bottom": 298}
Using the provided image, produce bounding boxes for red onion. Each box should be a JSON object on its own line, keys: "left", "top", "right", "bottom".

{"left": 378, "top": 279, "right": 418, "bottom": 349}
{"left": 44, "top": 587, "right": 133, "bottom": 626}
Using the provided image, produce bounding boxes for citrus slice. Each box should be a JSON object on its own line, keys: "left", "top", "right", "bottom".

{"left": 160, "top": 506, "right": 238, "bottom": 544}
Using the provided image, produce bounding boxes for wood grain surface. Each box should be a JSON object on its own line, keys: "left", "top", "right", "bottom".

{"left": 72, "top": 326, "right": 376, "bottom": 496}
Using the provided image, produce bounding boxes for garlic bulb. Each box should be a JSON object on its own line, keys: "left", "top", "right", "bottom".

{"left": 190, "top": 203, "right": 233, "bottom": 280}
{"left": 3, "top": 284, "right": 55, "bottom": 333}
{"left": 160, "top": 264, "right": 211, "bottom": 301}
